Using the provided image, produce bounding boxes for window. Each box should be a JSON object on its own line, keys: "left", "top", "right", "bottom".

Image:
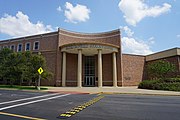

{"left": 17, "top": 44, "right": 22, "bottom": 52}
{"left": 10, "top": 45, "right": 15, "bottom": 51}
{"left": 3, "top": 45, "right": 8, "bottom": 49}
{"left": 34, "top": 41, "right": 39, "bottom": 50}
{"left": 25, "top": 43, "right": 31, "bottom": 51}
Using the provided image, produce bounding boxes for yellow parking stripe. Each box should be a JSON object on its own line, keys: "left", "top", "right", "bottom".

{"left": 0, "top": 112, "right": 46, "bottom": 120}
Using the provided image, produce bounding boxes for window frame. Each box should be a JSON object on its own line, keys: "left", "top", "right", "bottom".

{"left": 25, "top": 42, "right": 31, "bottom": 51}
{"left": 10, "top": 44, "right": 15, "bottom": 51}
{"left": 33, "top": 41, "right": 40, "bottom": 50}
{"left": 17, "top": 43, "right": 23, "bottom": 52}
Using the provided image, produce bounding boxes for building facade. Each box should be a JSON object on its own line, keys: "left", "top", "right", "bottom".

{"left": 0, "top": 28, "right": 179, "bottom": 87}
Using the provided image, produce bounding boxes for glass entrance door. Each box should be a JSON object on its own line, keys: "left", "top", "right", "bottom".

{"left": 84, "top": 56, "right": 95, "bottom": 86}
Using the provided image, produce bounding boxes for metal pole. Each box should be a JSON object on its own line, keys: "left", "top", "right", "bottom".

{"left": 38, "top": 74, "right": 41, "bottom": 90}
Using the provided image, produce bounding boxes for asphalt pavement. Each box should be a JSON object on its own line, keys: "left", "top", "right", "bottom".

{"left": 0, "top": 89, "right": 180, "bottom": 120}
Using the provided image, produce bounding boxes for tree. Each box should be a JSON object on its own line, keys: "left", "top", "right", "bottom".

{"left": 0, "top": 48, "right": 52, "bottom": 87}
{"left": 147, "top": 60, "right": 175, "bottom": 80}
{"left": 22, "top": 52, "right": 52, "bottom": 88}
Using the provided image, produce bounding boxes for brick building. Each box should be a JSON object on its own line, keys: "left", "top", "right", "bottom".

{"left": 0, "top": 28, "right": 179, "bottom": 87}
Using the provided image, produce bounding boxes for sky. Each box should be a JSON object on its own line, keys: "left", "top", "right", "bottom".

{"left": 0, "top": 0, "right": 179, "bottom": 55}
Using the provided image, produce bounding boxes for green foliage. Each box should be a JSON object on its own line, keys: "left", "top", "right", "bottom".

{"left": 147, "top": 60, "right": 175, "bottom": 79}
{"left": 0, "top": 48, "right": 52, "bottom": 86}
{"left": 138, "top": 77, "right": 180, "bottom": 91}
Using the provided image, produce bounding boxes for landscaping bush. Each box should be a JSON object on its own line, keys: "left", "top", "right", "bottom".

{"left": 138, "top": 78, "right": 180, "bottom": 91}
{"left": 138, "top": 80, "right": 160, "bottom": 89}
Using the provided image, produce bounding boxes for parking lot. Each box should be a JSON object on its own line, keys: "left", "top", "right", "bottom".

{"left": 0, "top": 89, "right": 180, "bottom": 120}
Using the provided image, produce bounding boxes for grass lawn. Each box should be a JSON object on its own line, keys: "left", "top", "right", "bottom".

{"left": 0, "top": 85, "right": 48, "bottom": 90}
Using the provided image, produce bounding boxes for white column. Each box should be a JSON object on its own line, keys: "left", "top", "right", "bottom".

{"left": 77, "top": 49, "right": 82, "bottom": 87}
{"left": 98, "top": 49, "right": 103, "bottom": 87}
{"left": 113, "top": 52, "right": 118, "bottom": 87}
{"left": 62, "top": 52, "right": 66, "bottom": 87}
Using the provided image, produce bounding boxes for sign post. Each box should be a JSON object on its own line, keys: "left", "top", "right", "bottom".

{"left": 37, "top": 67, "right": 43, "bottom": 90}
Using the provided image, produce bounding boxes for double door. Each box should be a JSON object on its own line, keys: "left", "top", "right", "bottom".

{"left": 84, "top": 56, "right": 95, "bottom": 86}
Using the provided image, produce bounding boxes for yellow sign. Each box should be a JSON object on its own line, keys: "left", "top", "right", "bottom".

{"left": 38, "top": 67, "right": 43, "bottom": 75}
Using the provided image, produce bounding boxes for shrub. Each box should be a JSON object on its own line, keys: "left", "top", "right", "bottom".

{"left": 147, "top": 60, "right": 175, "bottom": 79}
{"left": 138, "top": 77, "right": 180, "bottom": 91}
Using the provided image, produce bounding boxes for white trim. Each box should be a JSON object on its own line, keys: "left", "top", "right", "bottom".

{"left": 25, "top": 42, "right": 31, "bottom": 51}
{"left": 17, "top": 43, "right": 23, "bottom": 52}
{"left": 33, "top": 41, "right": 40, "bottom": 50}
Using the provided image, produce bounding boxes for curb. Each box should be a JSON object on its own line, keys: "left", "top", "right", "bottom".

{"left": 0, "top": 88, "right": 48, "bottom": 93}
{"left": 99, "top": 92, "right": 180, "bottom": 96}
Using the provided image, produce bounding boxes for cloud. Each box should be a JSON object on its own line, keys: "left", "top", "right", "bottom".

{"left": 64, "top": 2, "right": 91, "bottom": 24}
{"left": 118, "top": 0, "right": 171, "bottom": 26}
{"left": 57, "top": 6, "right": 62, "bottom": 12}
{"left": 177, "top": 34, "right": 180, "bottom": 38}
{"left": 0, "top": 11, "right": 53, "bottom": 37}
{"left": 148, "top": 37, "right": 155, "bottom": 44}
{"left": 122, "top": 37, "right": 153, "bottom": 55}
{"left": 120, "top": 26, "right": 134, "bottom": 37}
{"left": 121, "top": 26, "right": 153, "bottom": 55}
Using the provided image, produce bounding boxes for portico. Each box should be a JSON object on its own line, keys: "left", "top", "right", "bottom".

{"left": 61, "top": 44, "right": 119, "bottom": 87}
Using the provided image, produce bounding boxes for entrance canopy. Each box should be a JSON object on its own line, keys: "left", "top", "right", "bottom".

{"left": 61, "top": 43, "right": 118, "bottom": 55}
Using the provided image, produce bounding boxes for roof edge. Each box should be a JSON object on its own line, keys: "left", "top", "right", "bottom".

{"left": 58, "top": 28, "right": 120, "bottom": 35}
{"left": 146, "top": 47, "right": 180, "bottom": 61}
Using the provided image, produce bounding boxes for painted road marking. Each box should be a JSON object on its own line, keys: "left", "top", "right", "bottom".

{"left": 0, "top": 93, "right": 59, "bottom": 105}
{"left": 0, "top": 112, "right": 46, "bottom": 120}
{"left": 0, "top": 94, "right": 70, "bottom": 111}
{"left": 58, "top": 95, "right": 104, "bottom": 119}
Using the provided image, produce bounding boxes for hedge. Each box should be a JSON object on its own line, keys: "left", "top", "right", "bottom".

{"left": 138, "top": 78, "right": 180, "bottom": 91}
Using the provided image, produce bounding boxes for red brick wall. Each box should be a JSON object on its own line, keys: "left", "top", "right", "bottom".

{"left": 41, "top": 52, "right": 57, "bottom": 86}
{"left": 146, "top": 56, "right": 180, "bottom": 78}
{"left": 59, "top": 29, "right": 120, "bottom": 48}
{"left": 102, "top": 54, "right": 113, "bottom": 86}
{"left": 66, "top": 53, "right": 78, "bottom": 86}
{"left": 122, "top": 54, "right": 145, "bottom": 86}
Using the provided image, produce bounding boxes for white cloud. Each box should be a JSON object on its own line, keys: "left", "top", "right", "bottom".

{"left": 122, "top": 37, "right": 153, "bottom": 55}
{"left": 0, "top": 11, "right": 53, "bottom": 37}
{"left": 177, "top": 34, "right": 180, "bottom": 38}
{"left": 57, "top": 6, "right": 62, "bottom": 12}
{"left": 120, "top": 26, "right": 134, "bottom": 37}
{"left": 64, "top": 2, "right": 91, "bottom": 24}
{"left": 118, "top": 0, "right": 171, "bottom": 26}
{"left": 121, "top": 26, "right": 153, "bottom": 55}
{"left": 148, "top": 37, "right": 155, "bottom": 44}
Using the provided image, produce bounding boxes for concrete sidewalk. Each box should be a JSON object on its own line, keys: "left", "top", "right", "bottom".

{"left": 45, "top": 86, "right": 180, "bottom": 96}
